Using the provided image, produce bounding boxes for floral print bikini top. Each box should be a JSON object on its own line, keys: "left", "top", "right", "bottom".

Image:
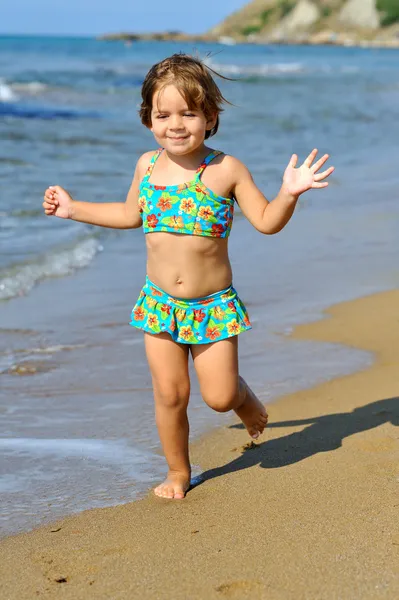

{"left": 138, "top": 148, "right": 234, "bottom": 238}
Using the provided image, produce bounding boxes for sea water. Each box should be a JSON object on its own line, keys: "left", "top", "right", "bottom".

{"left": 1, "top": 37, "right": 398, "bottom": 537}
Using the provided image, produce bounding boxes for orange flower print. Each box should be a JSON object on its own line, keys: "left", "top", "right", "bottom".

{"left": 206, "top": 326, "right": 221, "bottom": 341}
{"left": 211, "top": 224, "right": 224, "bottom": 237}
{"left": 150, "top": 286, "right": 163, "bottom": 297}
{"left": 146, "top": 297, "right": 157, "bottom": 309}
{"left": 193, "top": 309, "right": 205, "bottom": 322}
{"left": 134, "top": 306, "right": 145, "bottom": 321}
{"left": 193, "top": 222, "right": 202, "bottom": 236}
{"left": 228, "top": 301, "right": 236, "bottom": 312}
{"left": 213, "top": 306, "right": 225, "bottom": 320}
{"left": 227, "top": 320, "right": 240, "bottom": 335}
{"left": 146, "top": 214, "right": 159, "bottom": 228}
{"left": 147, "top": 313, "right": 159, "bottom": 328}
{"left": 161, "top": 303, "right": 171, "bottom": 315}
{"left": 199, "top": 297, "right": 214, "bottom": 305}
{"left": 168, "top": 216, "right": 184, "bottom": 229}
{"left": 243, "top": 315, "right": 251, "bottom": 327}
{"left": 179, "top": 326, "right": 193, "bottom": 341}
{"left": 198, "top": 206, "right": 214, "bottom": 221}
{"left": 153, "top": 185, "right": 166, "bottom": 191}
{"left": 138, "top": 196, "right": 147, "bottom": 212}
{"left": 180, "top": 198, "right": 195, "bottom": 213}
{"left": 157, "top": 196, "right": 172, "bottom": 212}
{"left": 170, "top": 320, "right": 176, "bottom": 332}
{"left": 175, "top": 308, "right": 186, "bottom": 322}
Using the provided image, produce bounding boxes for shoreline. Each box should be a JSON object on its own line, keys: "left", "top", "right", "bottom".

{"left": 1, "top": 288, "right": 398, "bottom": 599}
{"left": 97, "top": 33, "right": 399, "bottom": 50}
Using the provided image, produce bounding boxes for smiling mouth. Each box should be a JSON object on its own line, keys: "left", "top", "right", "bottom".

{"left": 168, "top": 136, "right": 188, "bottom": 140}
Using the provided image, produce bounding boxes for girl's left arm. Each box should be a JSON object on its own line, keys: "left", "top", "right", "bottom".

{"left": 231, "top": 149, "right": 334, "bottom": 234}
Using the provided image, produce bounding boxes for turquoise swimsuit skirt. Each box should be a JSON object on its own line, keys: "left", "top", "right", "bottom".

{"left": 130, "top": 276, "right": 252, "bottom": 344}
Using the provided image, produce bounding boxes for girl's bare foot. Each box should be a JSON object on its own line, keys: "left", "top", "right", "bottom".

{"left": 234, "top": 377, "right": 269, "bottom": 439}
{"left": 154, "top": 470, "right": 191, "bottom": 500}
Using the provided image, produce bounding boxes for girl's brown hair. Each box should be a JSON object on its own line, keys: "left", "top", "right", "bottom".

{"left": 139, "top": 53, "right": 230, "bottom": 139}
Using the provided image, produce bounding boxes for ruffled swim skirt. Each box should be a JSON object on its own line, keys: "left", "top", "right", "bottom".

{"left": 130, "top": 276, "right": 251, "bottom": 344}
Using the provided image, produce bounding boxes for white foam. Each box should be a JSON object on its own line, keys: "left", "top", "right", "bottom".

{"left": 12, "top": 81, "right": 47, "bottom": 95}
{"left": 0, "top": 79, "right": 17, "bottom": 102}
{"left": 0, "top": 438, "right": 163, "bottom": 475}
{"left": 0, "top": 237, "right": 102, "bottom": 301}
{"left": 206, "top": 59, "right": 305, "bottom": 77}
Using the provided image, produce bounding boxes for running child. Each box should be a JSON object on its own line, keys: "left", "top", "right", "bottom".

{"left": 43, "top": 53, "right": 334, "bottom": 500}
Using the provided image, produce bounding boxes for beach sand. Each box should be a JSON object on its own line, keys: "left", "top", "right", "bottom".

{"left": 1, "top": 289, "right": 398, "bottom": 600}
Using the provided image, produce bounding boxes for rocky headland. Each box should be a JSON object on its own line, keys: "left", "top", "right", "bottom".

{"left": 99, "top": 0, "right": 399, "bottom": 47}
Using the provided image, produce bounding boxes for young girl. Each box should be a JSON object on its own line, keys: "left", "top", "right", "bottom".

{"left": 43, "top": 53, "right": 334, "bottom": 500}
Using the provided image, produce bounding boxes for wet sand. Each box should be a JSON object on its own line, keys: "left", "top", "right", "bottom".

{"left": 1, "top": 289, "right": 398, "bottom": 600}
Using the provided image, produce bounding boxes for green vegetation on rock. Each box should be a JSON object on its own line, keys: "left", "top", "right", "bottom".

{"left": 240, "top": 7, "right": 275, "bottom": 37}
{"left": 321, "top": 6, "right": 333, "bottom": 19}
{"left": 208, "top": 0, "right": 399, "bottom": 46}
{"left": 260, "top": 8, "right": 274, "bottom": 25}
{"left": 280, "top": 0, "right": 295, "bottom": 18}
{"left": 241, "top": 24, "right": 263, "bottom": 36}
{"left": 377, "top": 0, "right": 399, "bottom": 26}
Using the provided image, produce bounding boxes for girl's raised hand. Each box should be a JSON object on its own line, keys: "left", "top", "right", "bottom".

{"left": 43, "top": 185, "right": 73, "bottom": 219}
{"left": 282, "top": 149, "right": 334, "bottom": 197}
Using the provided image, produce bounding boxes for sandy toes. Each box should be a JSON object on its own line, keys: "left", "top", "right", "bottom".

{"left": 234, "top": 377, "right": 268, "bottom": 439}
{"left": 154, "top": 471, "right": 191, "bottom": 500}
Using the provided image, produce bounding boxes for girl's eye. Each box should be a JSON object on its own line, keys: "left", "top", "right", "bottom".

{"left": 184, "top": 113, "right": 195, "bottom": 117}
{"left": 157, "top": 115, "right": 167, "bottom": 119}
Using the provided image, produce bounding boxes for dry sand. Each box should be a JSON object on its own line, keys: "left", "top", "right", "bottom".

{"left": 1, "top": 290, "right": 398, "bottom": 600}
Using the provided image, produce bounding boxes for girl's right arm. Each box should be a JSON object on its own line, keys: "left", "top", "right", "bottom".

{"left": 42, "top": 152, "right": 153, "bottom": 229}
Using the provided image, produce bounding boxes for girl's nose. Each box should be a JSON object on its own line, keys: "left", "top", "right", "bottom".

{"left": 169, "top": 115, "right": 184, "bottom": 130}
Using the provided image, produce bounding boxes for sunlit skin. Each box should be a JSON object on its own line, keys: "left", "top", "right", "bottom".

{"left": 43, "top": 83, "right": 334, "bottom": 500}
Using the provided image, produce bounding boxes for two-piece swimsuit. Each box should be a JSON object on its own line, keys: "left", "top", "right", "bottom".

{"left": 129, "top": 148, "right": 252, "bottom": 344}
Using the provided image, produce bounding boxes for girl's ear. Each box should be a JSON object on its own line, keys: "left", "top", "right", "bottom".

{"left": 206, "top": 113, "right": 218, "bottom": 131}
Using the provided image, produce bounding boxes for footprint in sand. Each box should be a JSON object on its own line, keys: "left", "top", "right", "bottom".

{"left": 216, "top": 580, "right": 267, "bottom": 598}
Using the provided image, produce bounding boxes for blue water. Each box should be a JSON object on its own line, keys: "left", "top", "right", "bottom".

{"left": 1, "top": 36, "right": 398, "bottom": 537}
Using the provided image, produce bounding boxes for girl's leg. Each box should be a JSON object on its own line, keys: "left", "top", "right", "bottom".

{"left": 190, "top": 336, "right": 268, "bottom": 439}
{"left": 144, "top": 332, "right": 191, "bottom": 499}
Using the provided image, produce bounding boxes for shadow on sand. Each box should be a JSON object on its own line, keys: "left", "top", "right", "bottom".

{"left": 193, "top": 397, "right": 399, "bottom": 487}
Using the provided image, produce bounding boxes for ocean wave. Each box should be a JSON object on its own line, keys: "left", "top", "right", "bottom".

{"left": 206, "top": 60, "right": 305, "bottom": 78}
{"left": 205, "top": 60, "right": 360, "bottom": 80}
{"left": 0, "top": 79, "right": 18, "bottom": 102}
{"left": 12, "top": 81, "right": 48, "bottom": 94}
{"left": 0, "top": 102, "right": 100, "bottom": 120}
{"left": 0, "top": 237, "right": 102, "bottom": 301}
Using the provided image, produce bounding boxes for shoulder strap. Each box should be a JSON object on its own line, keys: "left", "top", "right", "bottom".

{"left": 195, "top": 150, "right": 223, "bottom": 181}
{"left": 141, "top": 148, "right": 163, "bottom": 184}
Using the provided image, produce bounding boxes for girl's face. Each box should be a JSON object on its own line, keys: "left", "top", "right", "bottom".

{"left": 150, "top": 84, "right": 215, "bottom": 155}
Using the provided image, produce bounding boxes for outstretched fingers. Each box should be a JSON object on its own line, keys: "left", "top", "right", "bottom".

{"left": 314, "top": 166, "right": 335, "bottom": 181}
{"left": 311, "top": 153, "right": 330, "bottom": 173}
{"left": 303, "top": 148, "right": 318, "bottom": 168}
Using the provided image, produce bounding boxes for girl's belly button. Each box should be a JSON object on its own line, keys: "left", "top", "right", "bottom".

{"left": 176, "top": 278, "right": 183, "bottom": 285}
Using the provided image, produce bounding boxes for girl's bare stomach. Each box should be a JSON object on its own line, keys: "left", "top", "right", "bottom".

{"left": 145, "top": 232, "right": 233, "bottom": 299}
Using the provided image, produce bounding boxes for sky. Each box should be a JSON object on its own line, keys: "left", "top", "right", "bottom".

{"left": 1, "top": 1, "right": 248, "bottom": 36}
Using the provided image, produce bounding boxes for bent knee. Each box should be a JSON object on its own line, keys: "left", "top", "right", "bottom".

{"left": 202, "top": 386, "right": 239, "bottom": 413}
